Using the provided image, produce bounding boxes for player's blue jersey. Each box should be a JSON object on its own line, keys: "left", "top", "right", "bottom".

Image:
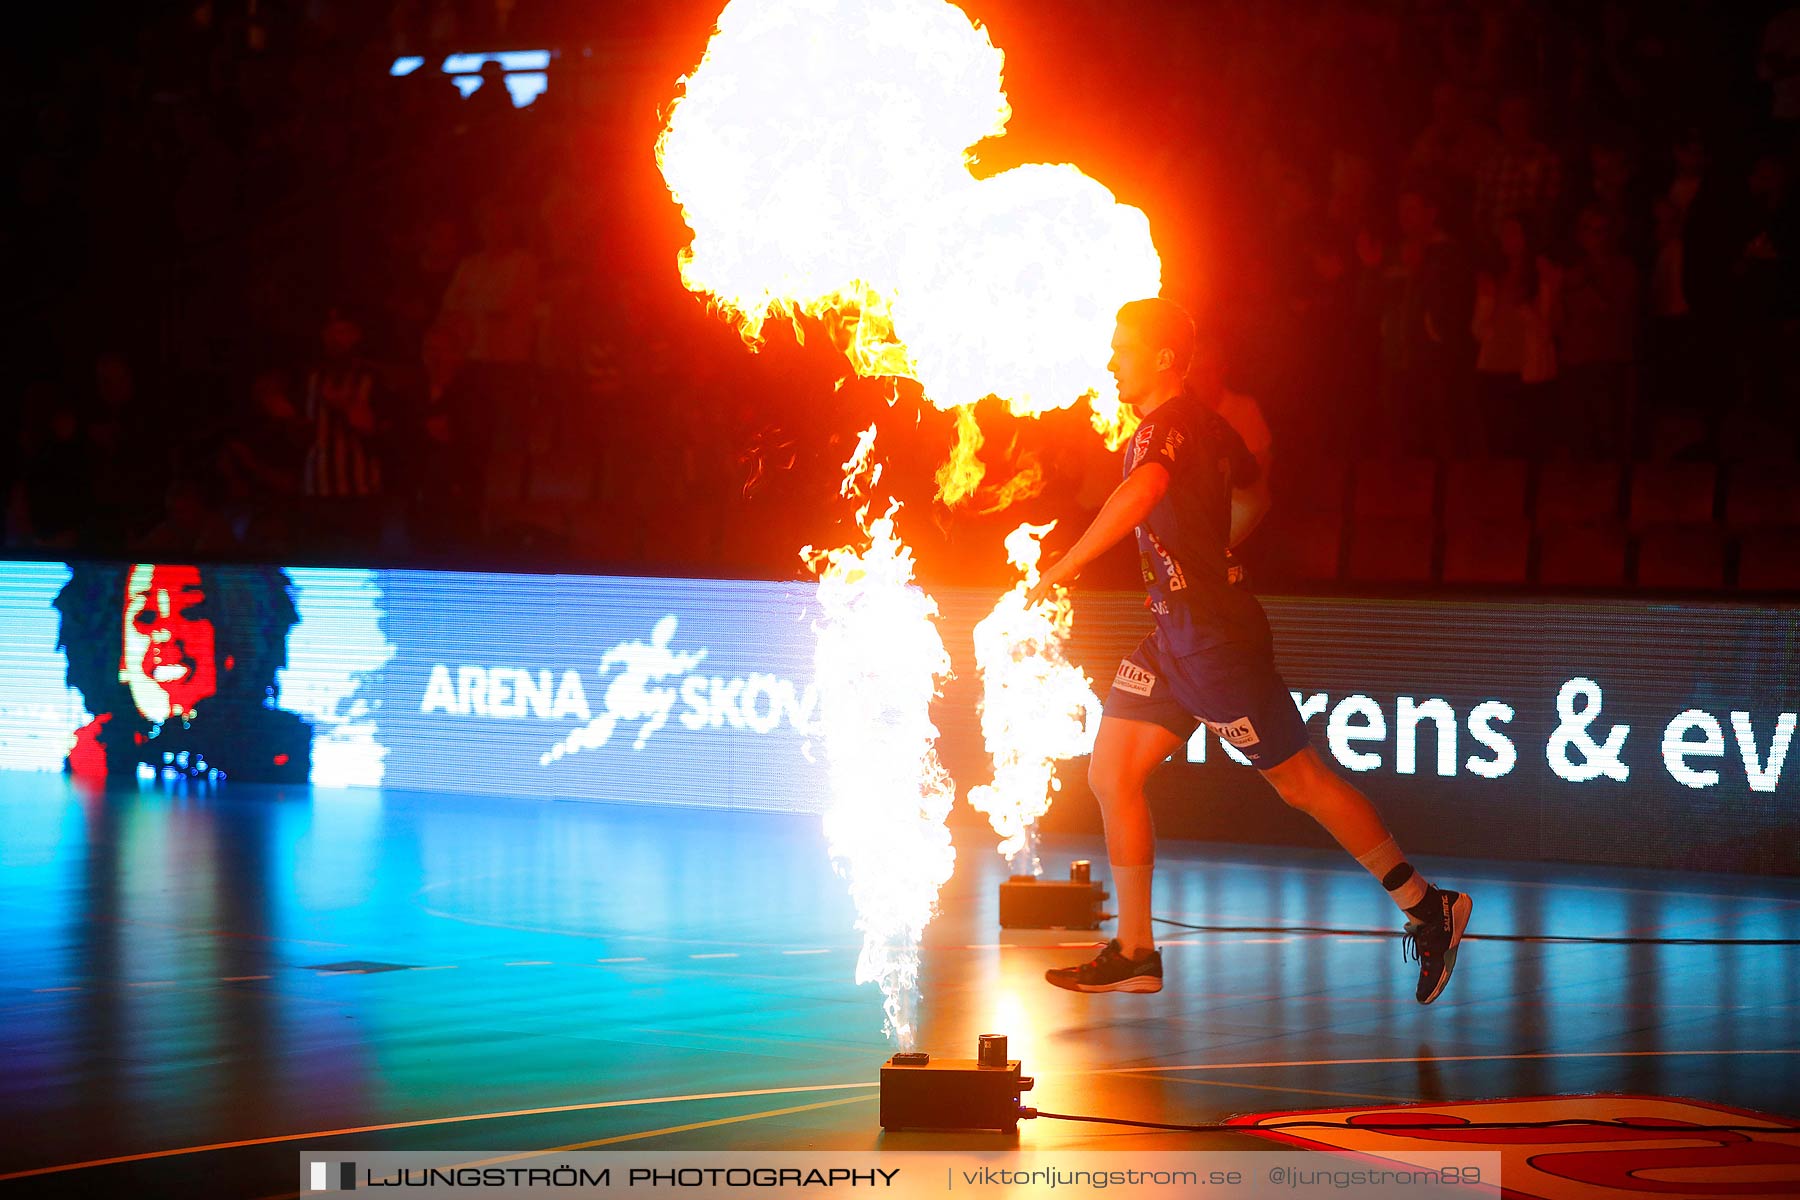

{"left": 1123, "top": 392, "right": 1269, "bottom": 652}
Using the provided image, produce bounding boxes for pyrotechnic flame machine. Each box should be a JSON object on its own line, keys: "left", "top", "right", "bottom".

{"left": 998, "top": 858, "right": 1110, "bottom": 930}
{"left": 879, "top": 1034, "right": 1034, "bottom": 1132}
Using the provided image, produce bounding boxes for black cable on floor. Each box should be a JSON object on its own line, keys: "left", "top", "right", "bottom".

{"left": 1026, "top": 1110, "right": 1790, "bottom": 1133}
{"left": 1151, "top": 917, "right": 1800, "bottom": 947}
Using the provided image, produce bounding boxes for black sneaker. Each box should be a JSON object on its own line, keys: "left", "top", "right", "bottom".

{"left": 1404, "top": 888, "right": 1472, "bottom": 1004}
{"left": 1045, "top": 940, "right": 1163, "bottom": 993}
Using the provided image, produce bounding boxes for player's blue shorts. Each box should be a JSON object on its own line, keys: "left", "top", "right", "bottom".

{"left": 1101, "top": 629, "right": 1310, "bottom": 769}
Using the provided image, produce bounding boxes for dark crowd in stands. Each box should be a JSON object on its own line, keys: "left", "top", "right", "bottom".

{"left": 7, "top": 0, "right": 1800, "bottom": 591}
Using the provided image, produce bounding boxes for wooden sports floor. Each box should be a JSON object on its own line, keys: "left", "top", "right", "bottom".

{"left": 2, "top": 774, "right": 1796, "bottom": 1198}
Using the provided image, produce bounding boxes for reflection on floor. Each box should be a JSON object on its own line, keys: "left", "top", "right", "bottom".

{"left": 1, "top": 773, "right": 1796, "bottom": 1198}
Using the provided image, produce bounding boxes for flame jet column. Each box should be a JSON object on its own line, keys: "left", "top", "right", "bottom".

{"left": 968, "top": 523, "right": 1101, "bottom": 876}
{"left": 806, "top": 431, "right": 956, "bottom": 1048}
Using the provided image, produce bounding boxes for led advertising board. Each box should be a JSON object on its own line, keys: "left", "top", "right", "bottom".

{"left": 1, "top": 560, "right": 1793, "bottom": 872}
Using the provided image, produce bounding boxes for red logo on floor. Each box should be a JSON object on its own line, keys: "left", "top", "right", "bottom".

{"left": 1229, "top": 1095, "right": 1800, "bottom": 1199}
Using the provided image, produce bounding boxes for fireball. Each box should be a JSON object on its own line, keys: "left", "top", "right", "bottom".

{"left": 657, "top": 0, "right": 1163, "bottom": 497}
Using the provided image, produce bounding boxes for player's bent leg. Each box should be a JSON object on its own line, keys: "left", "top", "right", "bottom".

{"left": 1258, "top": 746, "right": 1392, "bottom": 858}
{"left": 1046, "top": 715, "right": 1182, "bottom": 994}
{"left": 1258, "top": 746, "right": 1472, "bottom": 1004}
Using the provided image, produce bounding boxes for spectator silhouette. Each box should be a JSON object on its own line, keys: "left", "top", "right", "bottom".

{"left": 404, "top": 321, "right": 490, "bottom": 556}
{"left": 1559, "top": 206, "right": 1640, "bottom": 457}
{"left": 301, "top": 308, "right": 385, "bottom": 552}
{"left": 84, "top": 352, "right": 156, "bottom": 553}
{"left": 1364, "top": 182, "right": 1474, "bottom": 456}
{"left": 12, "top": 399, "right": 91, "bottom": 549}
{"left": 1734, "top": 150, "right": 1800, "bottom": 413}
{"left": 141, "top": 476, "right": 237, "bottom": 556}
{"left": 219, "top": 370, "right": 308, "bottom": 551}
{"left": 1475, "top": 92, "right": 1564, "bottom": 244}
{"left": 440, "top": 197, "right": 541, "bottom": 427}
{"left": 1473, "top": 215, "right": 1560, "bottom": 457}
{"left": 1408, "top": 82, "right": 1495, "bottom": 228}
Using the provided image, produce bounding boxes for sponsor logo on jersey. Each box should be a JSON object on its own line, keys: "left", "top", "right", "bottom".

{"left": 1205, "top": 716, "right": 1260, "bottom": 748}
{"left": 1131, "top": 424, "right": 1155, "bottom": 470}
{"left": 1113, "top": 660, "right": 1157, "bottom": 697}
{"left": 1147, "top": 530, "right": 1188, "bottom": 592}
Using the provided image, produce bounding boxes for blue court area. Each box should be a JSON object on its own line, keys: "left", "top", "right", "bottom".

{"left": 1, "top": 773, "right": 1796, "bottom": 1198}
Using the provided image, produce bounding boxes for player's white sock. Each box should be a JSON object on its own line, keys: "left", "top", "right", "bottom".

{"left": 1356, "top": 837, "right": 1430, "bottom": 912}
{"left": 1112, "top": 864, "right": 1156, "bottom": 957}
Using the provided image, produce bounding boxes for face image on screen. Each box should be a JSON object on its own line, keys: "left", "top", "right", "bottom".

{"left": 54, "top": 563, "right": 313, "bottom": 784}
{"left": 120, "top": 564, "right": 218, "bottom": 723}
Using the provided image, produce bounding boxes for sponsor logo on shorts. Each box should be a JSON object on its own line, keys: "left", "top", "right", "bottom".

{"left": 1205, "top": 716, "right": 1260, "bottom": 748}
{"left": 1113, "top": 660, "right": 1157, "bottom": 697}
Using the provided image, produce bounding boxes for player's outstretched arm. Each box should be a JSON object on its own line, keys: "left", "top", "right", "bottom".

{"left": 1025, "top": 464, "right": 1170, "bottom": 605}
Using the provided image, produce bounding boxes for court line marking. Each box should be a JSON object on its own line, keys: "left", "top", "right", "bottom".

{"left": 781, "top": 949, "right": 831, "bottom": 956}
{"left": 0, "top": 1083, "right": 883, "bottom": 1182}
{"left": 414, "top": 895, "right": 844, "bottom": 951}
{"left": 1150, "top": 863, "right": 1800, "bottom": 905}
{"left": 1164, "top": 1076, "right": 1409, "bottom": 1104}
{"left": 405, "top": 847, "right": 1796, "bottom": 910}
{"left": 65, "top": 911, "right": 350, "bottom": 949}
{"left": 595, "top": 957, "right": 646, "bottom": 964}
{"left": 15, "top": 1048, "right": 1793, "bottom": 1182}
{"left": 1622, "top": 899, "right": 1800, "bottom": 939}
{"left": 475, "top": 1094, "right": 875, "bottom": 1160}
{"left": 689, "top": 953, "right": 739, "bottom": 960}
{"left": 1154, "top": 897, "right": 1800, "bottom": 946}
{"left": 1105, "top": 1049, "right": 1800, "bottom": 1075}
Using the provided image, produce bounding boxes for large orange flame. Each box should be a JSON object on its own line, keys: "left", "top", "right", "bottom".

{"left": 934, "top": 407, "right": 986, "bottom": 508}
{"left": 657, "top": 0, "right": 1162, "bottom": 497}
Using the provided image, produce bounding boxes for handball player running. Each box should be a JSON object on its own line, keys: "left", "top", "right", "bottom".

{"left": 1027, "top": 298, "right": 1471, "bottom": 1004}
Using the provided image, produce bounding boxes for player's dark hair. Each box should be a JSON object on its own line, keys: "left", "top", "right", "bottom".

{"left": 1116, "top": 298, "right": 1197, "bottom": 378}
{"left": 54, "top": 564, "right": 301, "bottom": 723}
